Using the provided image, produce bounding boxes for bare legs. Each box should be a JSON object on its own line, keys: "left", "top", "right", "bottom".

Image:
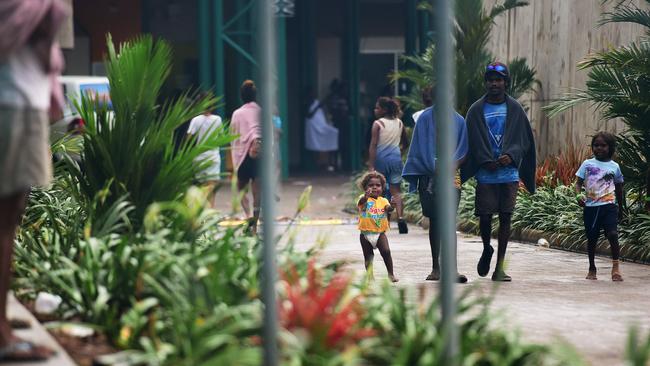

{"left": 586, "top": 230, "right": 622, "bottom": 281}
{"left": 238, "top": 178, "right": 260, "bottom": 234}
{"left": 359, "top": 233, "right": 398, "bottom": 282}
{"left": 478, "top": 213, "right": 512, "bottom": 281}
{"left": 0, "top": 192, "right": 28, "bottom": 347}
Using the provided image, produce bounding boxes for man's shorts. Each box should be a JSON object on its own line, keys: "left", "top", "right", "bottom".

{"left": 474, "top": 182, "right": 518, "bottom": 216}
{"left": 0, "top": 107, "right": 51, "bottom": 197}
{"left": 418, "top": 175, "right": 460, "bottom": 219}
{"left": 583, "top": 204, "right": 618, "bottom": 241}
{"left": 237, "top": 153, "right": 257, "bottom": 185}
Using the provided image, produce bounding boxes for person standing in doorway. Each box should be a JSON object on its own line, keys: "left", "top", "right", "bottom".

{"left": 304, "top": 89, "right": 339, "bottom": 172}
{"left": 231, "top": 80, "right": 262, "bottom": 233}
{"left": 368, "top": 97, "right": 409, "bottom": 234}
{"left": 0, "top": 0, "right": 67, "bottom": 360}
{"left": 461, "top": 62, "right": 536, "bottom": 282}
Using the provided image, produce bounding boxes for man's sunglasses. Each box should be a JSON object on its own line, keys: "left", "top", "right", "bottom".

{"left": 486, "top": 64, "right": 507, "bottom": 72}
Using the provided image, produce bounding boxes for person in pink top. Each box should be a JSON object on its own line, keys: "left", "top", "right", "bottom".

{"left": 0, "top": 0, "right": 67, "bottom": 361}
{"left": 231, "top": 80, "right": 262, "bottom": 233}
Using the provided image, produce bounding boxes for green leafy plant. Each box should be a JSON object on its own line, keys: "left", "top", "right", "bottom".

{"left": 545, "top": 0, "right": 650, "bottom": 207}
{"left": 395, "top": 0, "right": 538, "bottom": 115}
{"left": 73, "top": 34, "right": 235, "bottom": 228}
{"left": 360, "top": 283, "right": 583, "bottom": 365}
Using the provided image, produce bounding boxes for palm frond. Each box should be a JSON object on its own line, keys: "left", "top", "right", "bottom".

{"left": 599, "top": 3, "right": 650, "bottom": 34}
{"left": 73, "top": 34, "right": 234, "bottom": 228}
{"left": 490, "top": 0, "right": 529, "bottom": 18}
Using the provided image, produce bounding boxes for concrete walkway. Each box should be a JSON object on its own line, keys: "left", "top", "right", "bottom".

{"left": 290, "top": 221, "right": 650, "bottom": 366}
{"left": 6, "top": 294, "right": 75, "bottom": 366}
{"left": 243, "top": 174, "right": 650, "bottom": 365}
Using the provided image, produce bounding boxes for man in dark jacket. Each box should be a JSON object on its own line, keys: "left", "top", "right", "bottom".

{"left": 460, "top": 62, "right": 536, "bottom": 282}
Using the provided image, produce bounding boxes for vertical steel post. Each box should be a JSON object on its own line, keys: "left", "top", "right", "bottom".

{"left": 276, "top": 17, "right": 289, "bottom": 179}
{"left": 433, "top": 0, "right": 458, "bottom": 364}
{"left": 213, "top": 0, "right": 225, "bottom": 117}
{"left": 259, "top": 0, "right": 278, "bottom": 365}
{"left": 345, "top": 0, "right": 360, "bottom": 171}
{"left": 418, "top": 6, "right": 430, "bottom": 53}
{"left": 405, "top": 0, "right": 417, "bottom": 57}
{"left": 198, "top": 0, "right": 211, "bottom": 89}
{"left": 298, "top": 0, "right": 317, "bottom": 172}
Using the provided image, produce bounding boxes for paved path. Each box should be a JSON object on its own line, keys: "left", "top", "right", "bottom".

{"left": 6, "top": 294, "right": 75, "bottom": 366}
{"left": 242, "top": 174, "right": 650, "bottom": 366}
{"left": 289, "top": 221, "right": 650, "bottom": 366}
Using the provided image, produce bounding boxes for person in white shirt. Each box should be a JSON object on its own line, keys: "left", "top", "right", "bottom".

{"left": 187, "top": 104, "right": 223, "bottom": 208}
{"left": 411, "top": 86, "right": 433, "bottom": 124}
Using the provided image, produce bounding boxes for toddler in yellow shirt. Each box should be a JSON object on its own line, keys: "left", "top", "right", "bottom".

{"left": 358, "top": 171, "right": 398, "bottom": 282}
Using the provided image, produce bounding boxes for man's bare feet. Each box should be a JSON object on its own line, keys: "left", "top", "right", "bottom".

{"left": 389, "top": 275, "right": 399, "bottom": 283}
{"left": 586, "top": 268, "right": 597, "bottom": 280}
{"left": 426, "top": 269, "right": 440, "bottom": 281}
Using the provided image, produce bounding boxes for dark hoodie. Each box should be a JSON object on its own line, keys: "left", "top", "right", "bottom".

{"left": 460, "top": 95, "right": 536, "bottom": 193}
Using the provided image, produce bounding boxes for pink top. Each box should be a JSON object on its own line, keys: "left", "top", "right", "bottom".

{"left": 0, "top": 0, "right": 67, "bottom": 116}
{"left": 230, "top": 102, "right": 262, "bottom": 170}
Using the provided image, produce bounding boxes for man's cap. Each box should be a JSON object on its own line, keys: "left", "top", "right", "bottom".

{"left": 485, "top": 61, "right": 509, "bottom": 79}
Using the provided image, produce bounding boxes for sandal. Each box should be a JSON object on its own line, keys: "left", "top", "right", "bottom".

{"left": 0, "top": 340, "right": 55, "bottom": 362}
{"left": 612, "top": 272, "right": 624, "bottom": 282}
{"left": 586, "top": 269, "right": 597, "bottom": 280}
{"left": 426, "top": 269, "right": 440, "bottom": 281}
{"left": 477, "top": 246, "right": 494, "bottom": 277}
{"left": 397, "top": 220, "right": 408, "bottom": 234}
{"left": 491, "top": 270, "right": 512, "bottom": 282}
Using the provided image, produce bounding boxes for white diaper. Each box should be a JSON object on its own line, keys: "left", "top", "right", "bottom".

{"left": 362, "top": 232, "right": 381, "bottom": 248}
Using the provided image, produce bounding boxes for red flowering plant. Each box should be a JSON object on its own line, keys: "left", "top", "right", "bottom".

{"left": 279, "top": 259, "right": 375, "bottom": 360}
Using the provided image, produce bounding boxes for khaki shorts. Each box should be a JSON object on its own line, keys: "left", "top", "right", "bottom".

{"left": 0, "top": 107, "right": 51, "bottom": 197}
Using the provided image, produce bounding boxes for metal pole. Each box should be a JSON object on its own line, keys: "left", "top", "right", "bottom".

{"left": 213, "top": 0, "right": 225, "bottom": 117}
{"left": 276, "top": 17, "right": 290, "bottom": 179}
{"left": 259, "top": 0, "right": 278, "bottom": 365}
{"left": 433, "top": 0, "right": 458, "bottom": 364}
{"left": 197, "top": 0, "right": 211, "bottom": 89}
{"left": 345, "top": 0, "right": 360, "bottom": 171}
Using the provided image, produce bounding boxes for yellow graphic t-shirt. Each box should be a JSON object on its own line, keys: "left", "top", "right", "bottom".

{"left": 358, "top": 195, "right": 390, "bottom": 233}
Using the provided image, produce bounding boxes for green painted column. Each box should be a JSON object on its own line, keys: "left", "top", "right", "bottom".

{"left": 344, "top": 0, "right": 360, "bottom": 171}
{"left": 213, "top": 0, "right": 225, "bottom": 117}
{"left": 406, "top": 0, "right": 417, "bottom": 57}
{"left": 212, "top": 0, "right": 225, "bottom": 173}
{"left": 299, "top": 0, "right": 317, "bottom": 171}
{"left": 418, "top": 6, "right": 431, "bottom": 52}
{"left": 234, "top": 0, "right": 251, "bottom": 91}
{"left": 276, "top": 17, "right": 289, "bottom": 179}
{"left": 198, "top": 0, "right": 211, "bottom": 89}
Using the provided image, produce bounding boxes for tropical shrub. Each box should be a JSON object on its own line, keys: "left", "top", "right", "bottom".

{"left": 535, "top": 144, "right": 591, "bottom": 188}
{"left": 545, "top": 0, "right": 650, "bottom": 207}
{"left": 395, "top": 0, "right": 538, "bottom": 115}
{"left": 73, "top": 35, "right": 234, "bottom": 228}
{"left": 360, "top": 283, "right": 583, "bottom": 365}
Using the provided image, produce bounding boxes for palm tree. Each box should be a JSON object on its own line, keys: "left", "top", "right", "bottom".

{"left": 73, "top": 35, "right": 234, "bottom": 228}
{"left": 395, "top": 0, "right": 538, "bottom": 115}
{"left": 545, "top": 0, "right": 650, "bottom": 207}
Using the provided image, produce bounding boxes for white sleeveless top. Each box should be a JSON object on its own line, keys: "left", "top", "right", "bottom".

{"left": 376, "top": 117, "right": 403, "bottom": 148}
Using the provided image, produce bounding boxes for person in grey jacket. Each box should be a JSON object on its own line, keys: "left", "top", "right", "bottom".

{"left": 460, "top": 62, "right": 536, "bottom": 282}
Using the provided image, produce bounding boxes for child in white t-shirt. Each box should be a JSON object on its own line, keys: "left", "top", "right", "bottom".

{"left": 575, "top": 132, "right": 625, "bottom": 281}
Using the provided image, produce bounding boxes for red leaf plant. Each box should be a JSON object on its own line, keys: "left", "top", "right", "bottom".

{"left": 279, "top": 260, "right": 375, "bottom": 351}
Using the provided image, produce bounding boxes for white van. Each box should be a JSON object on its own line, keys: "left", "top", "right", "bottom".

{"left": 51, "top": 75, "right": 111, "bottom": 138}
